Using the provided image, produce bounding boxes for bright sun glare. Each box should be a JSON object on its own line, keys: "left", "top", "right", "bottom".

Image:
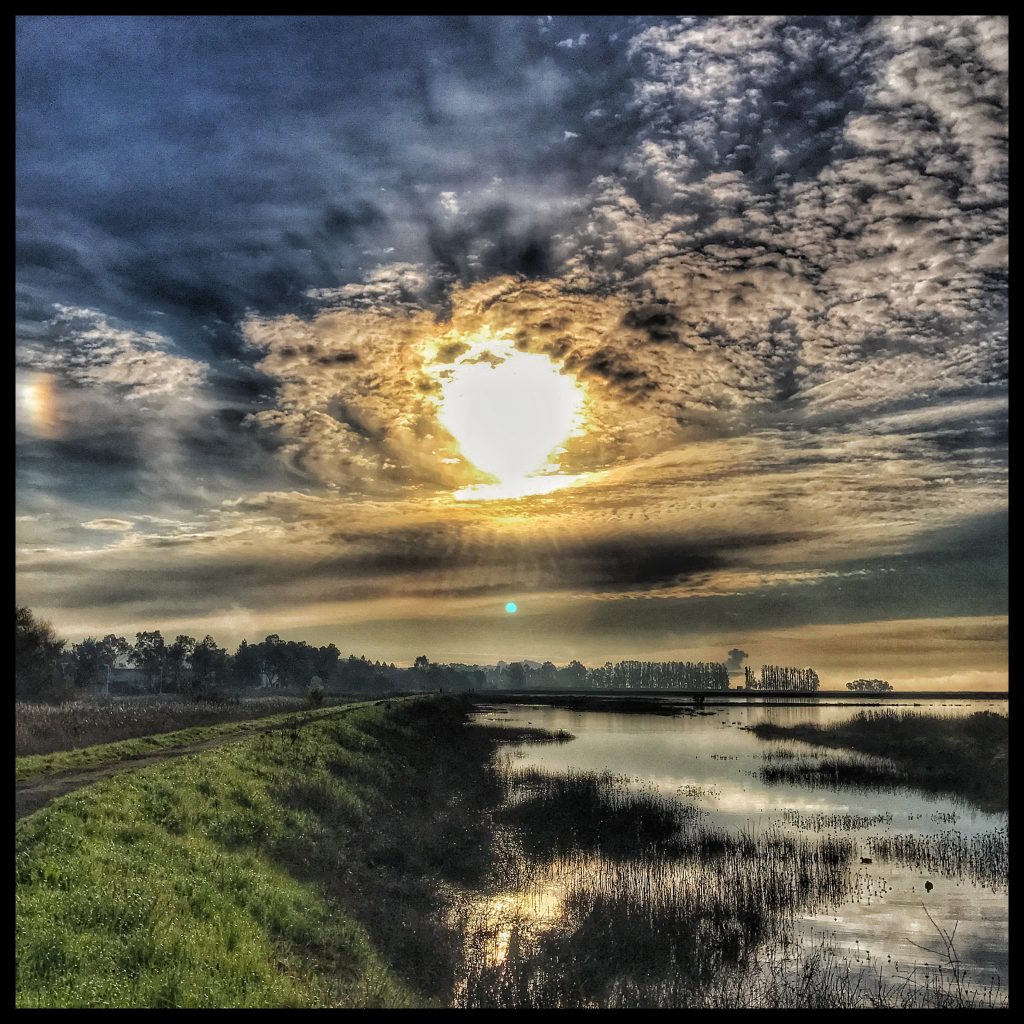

{"left": 436, "top": 335, "right": 585, "bottom": 500}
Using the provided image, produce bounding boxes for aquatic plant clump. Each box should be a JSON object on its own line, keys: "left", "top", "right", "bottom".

{"left": 749, "top": 710, "right": 1008, "bottom": 812}
{"left": 868, "top": 828, "right": 1008, "bottom": 892}
{"left": 455, "top": 758, "right": 1005, "bottom": 1009}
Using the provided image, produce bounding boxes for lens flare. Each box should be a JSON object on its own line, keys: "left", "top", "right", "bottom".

{"left": 505, "top": 602, "right": 518, "bottom": 614}
{"left": 17, "top": 372, "right": 60, "bottom": 439}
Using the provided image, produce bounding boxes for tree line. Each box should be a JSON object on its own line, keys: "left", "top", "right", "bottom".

{"left": 483, "top": 658, "right": 731, "bottom": 690}
{"left": 15, "top": 607, "right": 403, "bottom": 699}
{"left": 846, "top": 678, "right": 893, "bottom": 692}
{"left": 743, "top": 664, "right": 821, "bottom": 691}
{"left": 16, "top": 605, "right": 830, "bottom": 701}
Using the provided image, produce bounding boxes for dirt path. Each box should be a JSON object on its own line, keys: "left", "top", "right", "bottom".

{"left": 15, "top": 732, "right": 263, "bottom": 821}
{"left": 15, "top": 699, "right": 407, "bottom": 822}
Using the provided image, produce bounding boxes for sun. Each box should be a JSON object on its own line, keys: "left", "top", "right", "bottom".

{"left": 434, "top": 332, "right": 586, "bottom": 500}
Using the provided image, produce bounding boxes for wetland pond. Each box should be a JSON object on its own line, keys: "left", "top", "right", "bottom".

{"left": 463, "top": 697, "right": 1008, "bottom": 1008}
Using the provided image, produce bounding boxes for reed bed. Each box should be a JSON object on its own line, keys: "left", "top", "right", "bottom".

{"left": 750, "top": 710, "right": 1007, "bottom": 812}
{"left": 868, "top": 828, "right": 1008, "bottom": 892}
{"left": 759, "top": 752, "right": 908, "bottom": 793}
{"left": 782, "top": 810, "right": 894, "bottom": 832}
{"left": 458, "top": 764, "right": 862, "bottom": 1007}
{"left": 453, "top": 753, "right": 1007, "bottom": 1009}
{"left": 15, "top": 695, "right": 329, "bottom": 756}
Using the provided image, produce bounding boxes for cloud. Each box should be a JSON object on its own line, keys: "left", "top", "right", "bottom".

{"left": 14, "top": 17, "right": 1007, "bottom": 670}
{"left": 81, "top": 518, "right": 134, "bottom": 531}
{"left": 18, "top": 306, "right": 206, "bottom": 400}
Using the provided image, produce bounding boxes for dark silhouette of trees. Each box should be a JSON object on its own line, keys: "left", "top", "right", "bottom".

{"left": 585, "top": 660, "right": 729, "bottom": 690}
{"left": 190, "top": 635, "right": 229, "bottom": 691}
{"left": 561, "top": 660, "right": 588, "bottom": 687}
{"left": 15, "top": 606, "right": 67, "bottom": 699}
{"left": 130, "top": 631, "right": 167, "bottom": 693}
{"left": 12, "top": 606, "right": 838, "bottom": 703}
{"left": 846, "top": 678, "right": 893, "bottom": 692}
{"left": 258, "top": 634, "right": 287, "bottom": 687}
{"left": 312, "top": 643, "right": 340, "bottom": 681}
{"left": 746, "top": 665, "right": 820, "bottom": 691}
{"left": 70, "top": 634, "right": 130, "bottom": 690}
{"left": 232, "top": 639, "right": 262, "bottom": 688}
{"left": 505, "top": 662, "right": 526, "bottom": 689}
{"left": 166, "top": 635, "right": 196, "bottom": 692}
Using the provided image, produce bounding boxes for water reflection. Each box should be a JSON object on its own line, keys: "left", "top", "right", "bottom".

{"left": 468, "top": 698, "right": 1008, "bottom": 1005}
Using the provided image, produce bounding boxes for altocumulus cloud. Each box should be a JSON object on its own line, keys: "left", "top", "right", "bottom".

{"left": 15, "top": 16, "right": 1006, "bottom": 681}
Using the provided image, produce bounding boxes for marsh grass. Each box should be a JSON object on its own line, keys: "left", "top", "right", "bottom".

{"left": 16, "top": 694, "right": 349, "bottom": 758}
{"left": 758, "top": 752, "right": 907, "bottom": 793}
{"left": 458, "top": 763, "right": 865, "bottom": 1008}
{"left": 456, "top": 761, "right": 1005, "bottom": 1009}
{"left": 750, "top": 710, "right": 1008, "bottom": 812}
{"left": 782, "top": 809, "right": 894, "bottom": 831}
{"left": 868, "top": 828, "right": 1008, "bottom": 892}
{"left": 498, "top": 768, "right": 689, "bottom": 858}
{"left": 15, "top": 698, "right": 1007, "bottom": 1009}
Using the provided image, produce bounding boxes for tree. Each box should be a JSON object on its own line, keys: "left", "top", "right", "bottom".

{"left": 190, "top": 635, "right": 228, "bottom": 692}
{"left": 561, "top": 660, "right": 587, "bottom": 687}
{"left": 312, "top": 643, "right": 340, "bottom": 683}
{"left": 232, "top": 639, "right": 262, "bottom": 689}
{"left": 847, "top": 678, "right": 893, "bottom": 692}
{"left": 15, "top": 606, "right": 67, "bottom": 699}
{"left": 166, "top": 635, "right": 196, "bottom": 692}
{"left": 130, "top": 631, "right": 167, "bottom": 692}
{"left": 414, "top": 655, "right": 430, "bottom": 672}
{"left": 259, "top": 634, "right": 287, "bottom": 687}
{"left": 71, "top": 634, "right": 130, "bottom": 690}
{"left": 505, "top": 662, "right": 525, "bottom": 689}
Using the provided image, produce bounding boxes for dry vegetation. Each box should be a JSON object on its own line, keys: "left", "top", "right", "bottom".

{"left": 15, "top": 695, "right": 347, "bottom": 757}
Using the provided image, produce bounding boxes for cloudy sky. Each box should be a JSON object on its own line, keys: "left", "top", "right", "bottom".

{"left": 16, "top": 16, "right": 1007, "bottom": 687}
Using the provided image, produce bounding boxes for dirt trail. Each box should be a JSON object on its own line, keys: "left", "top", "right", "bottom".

{"left": 15, "top": 700, "right": 390, "bottom": 822}
{"left": 15, "top": 732, "right": 263, "bottom": 821}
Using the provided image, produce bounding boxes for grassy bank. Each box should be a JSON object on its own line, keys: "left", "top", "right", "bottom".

{"left": 16, "top": 694, "right": 358, "bottom": 758}
{"left": 749, "top": 710, "right": 1008, "bottom": 812}
{"left": 16, "top": 701, "right": 372, "bottom": 782}
{"left": 16, "top": 695, "right": 521, "bottom": 1007}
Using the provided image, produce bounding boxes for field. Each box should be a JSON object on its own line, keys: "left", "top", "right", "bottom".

{"left": 16, "top": 694, "right": 354, "bottom": 758}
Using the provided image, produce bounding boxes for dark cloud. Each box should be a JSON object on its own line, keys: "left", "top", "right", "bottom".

{"left": 15, "top": 16, "right": 1007, "bottom": 666}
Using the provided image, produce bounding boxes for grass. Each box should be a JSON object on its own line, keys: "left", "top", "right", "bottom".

{"left": 16, "top": 697, "right": 575, "bottom": 1008}
{"left": 457, "top": 762, "right": 1005, "bottom": 1009}
{"left": 758, "top": 752, "right": 910, "bottom": 794}
{"left": 15, "top": 700, "right": 369, "bottom": 782}
{"left": 498, "top": 768, "right": 691, "bottom": 858}
{"left": 748, "top": 710, "right": 1008, "bottom": 812}
{"left": 781, "top": 809, "right": 894, "bottom": 831}
{"left": 16, "top": 694, "right": 354, "bottom": 758}
{"left": 868, "top": 828, "right": 1008, "bottom": 892}
{"left": 17, "top": 697, "right": 435, "bottom": 1007}
{"left": 15, "top": 699, "right": 1007, "bottom": 1009}
{"left": 461, "top": 765, "right": 859, "bottom": 1007}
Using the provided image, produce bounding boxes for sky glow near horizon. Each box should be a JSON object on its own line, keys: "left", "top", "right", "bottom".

{"left": 15, "top": 16, "right": 1007, "bottom": 686}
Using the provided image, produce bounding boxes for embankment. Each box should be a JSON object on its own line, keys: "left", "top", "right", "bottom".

{"left": 16, "top": 695, "right": 501, "bottom": 1008}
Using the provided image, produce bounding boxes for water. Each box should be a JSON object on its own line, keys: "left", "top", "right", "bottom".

{"left": 472, "top": 698, "right": 1008, "bottom": 1000}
